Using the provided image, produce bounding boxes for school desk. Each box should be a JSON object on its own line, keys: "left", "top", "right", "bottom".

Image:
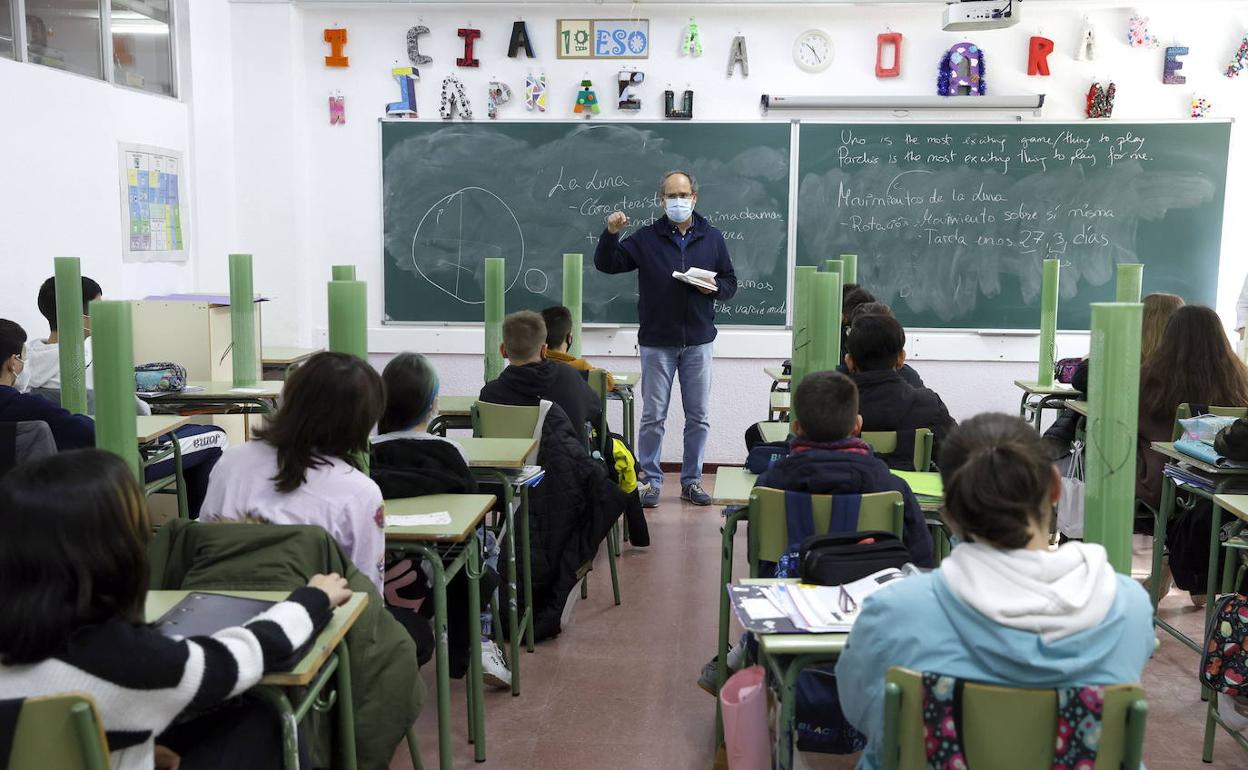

{"left": 459, "top": 436, "right": 538, "bottom": 694}
{"left": 712, "top": 466, "right": 758, "bottom": 507}
{"left": 140, "top": 380, "right": 283, "bottom": 416}
{"left": 605, "top": 370, "right": 640, "bottom": 449}
{"left": 145, "top": 590, "right": 367, "bottom": 770}
{"left": 764, "top": 366, "right": 791, "bottom": 397}
{"left": 769, "top": 391, "right": 791, "bottom": 421}
{"left": 757, "top": 420, "right": 791, "bottom": 444}
{"left": 261, "top": 346, "right": 321, "bottom": 380}
{"left": 740, "top": 577, "right": 849, "bottom": 770}
{"left": 1014, "top": 380, "right": 1077, "bottom": 431}
{"left": 385, "top": 493, "right": 494, "bottom": 769}
{"left": 136, "top": 415, "right": 194, "bottom": 520}
{"left": 1149, "top": 443, "right": 1248, "bottom": 661}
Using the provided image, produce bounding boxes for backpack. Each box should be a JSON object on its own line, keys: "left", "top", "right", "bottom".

{"left": 1201, "top": 593, "right": 1248, "bottom": 696}
{"left": 135, "top": 362, "right": 187, "bottom": 393}
{"left": 799, "top": 531, "right": 911, "bottom": 586}
{"left": 1053, "top": 357, "right": 1083, "bottom": 385}
{"left": 745, "top": 441, "right": 790, "bottom": 474}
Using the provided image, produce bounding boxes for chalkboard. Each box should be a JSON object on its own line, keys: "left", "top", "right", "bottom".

{"left": 796, "top": 122, "right": 1231, "bottom": 329}
{"left": 382, "top": 121, "right": 791, "bottom": 325}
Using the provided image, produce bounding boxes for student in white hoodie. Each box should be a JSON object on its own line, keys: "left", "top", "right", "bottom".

{"left": 836, "top": 413, "right": 1155, "bottom": 770}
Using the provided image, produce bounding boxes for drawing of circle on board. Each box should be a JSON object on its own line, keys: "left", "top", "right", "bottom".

{"left": 409, "top": 187, "right": 524, "bottom": 305}
{"left": 524, "top": 268, "right": 549, "bottom": 294}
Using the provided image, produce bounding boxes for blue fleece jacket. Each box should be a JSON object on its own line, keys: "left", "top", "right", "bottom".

{"left": 593, "top": 212, "right": 738, "bottom": 347}
{"left": 0, "top": 384, "right": 94, "bottom": 450}
{"left": 835, "top": 569, "right": 1154, "bottom": 770}
{"left": 755, "top": 445, "right": 934, "bottom": 567}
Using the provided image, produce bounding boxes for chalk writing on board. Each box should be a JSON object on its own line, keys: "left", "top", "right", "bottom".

{"left": 799, "top": 124, "right": 1219, "bottom": 325}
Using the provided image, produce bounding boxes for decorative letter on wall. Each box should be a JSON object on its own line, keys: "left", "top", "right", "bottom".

{"left": 618, "top": 70, "right": 643, "bottom": 109}
{"left": 1127, "top": 14, "right": 1159, "bottom": 48}
{"left": 681, "top": 18, "right": 703, "bottom": 57}
{"left": 457, "top": 28, "right": 481, "bottom": 67}
{"left": 1164, "top": 46, "right": 1189, "bottom": 84}
{"left": 1226, "top": 35, "right": 1248, "bottom": 78}
{"left": 407, "top": 26, "right": 432, "bottom": 66}
{"left": 1028, "top": 36, "right": 1054, "bottom": 76}
{"left": 386, "top": 67, "right": 418, "bottom": 117}
{"left": 509, "top": 21, "right": 535, "bottom": 58}
{"left": 323, "top": 28, "right": 348, "bottom": 67}
{"left": 937, "top": 42, "right": 985, "bottom": 96}
{"left": 875, "top": 32, "right": 902, "bottom": 77}
{"left": 665, "top": 89, "right": 694, "bottom": 119}
{"left": 574, "top": 79, "right": 600, "bottom": 116}
{"left": 1075, "top": 18, "right": 1097, "bottom": 61}
{"left": 328, "top": 94, "right": 345, "bottom": 125}
{"left": 1191, "top": 96, "right": 1213, "bottom": 118}
{"left": 487, "top": 81, "right": 513, "bottom": 119}
{"left": 727, "top": 36, "right": 749, "bottom": 78}
{"left": 1086, "top": 82, "right": 1116, "bottom": 119}
{"left": 440, "top": 75, "right": 473, "bottom": 120}
{"left": 526, "top": 73, "right": 547, "bottom": 111}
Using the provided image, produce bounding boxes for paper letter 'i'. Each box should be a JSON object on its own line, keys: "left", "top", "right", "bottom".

{"left": 324, "top": 28, "right": 348, "bottom": 67}
{"left": 457, "top": 28, "right": 481, "bottom": 67}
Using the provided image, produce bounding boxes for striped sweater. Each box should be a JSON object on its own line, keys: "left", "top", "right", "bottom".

{"left": 0, "top": 587, "right": 330, "bottom": 770}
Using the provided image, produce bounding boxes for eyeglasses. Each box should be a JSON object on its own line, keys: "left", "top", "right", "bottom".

{"left": 663, "top": 192, "right": 695, "bottom": 200}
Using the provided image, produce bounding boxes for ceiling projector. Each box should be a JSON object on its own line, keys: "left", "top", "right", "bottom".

{"left": 942, "top": 0, "right": 1020, "bottom": 31}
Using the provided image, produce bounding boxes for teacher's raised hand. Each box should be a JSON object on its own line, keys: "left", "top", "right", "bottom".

{"left": 606, "top": 211, "right": 630, "bottom": 235}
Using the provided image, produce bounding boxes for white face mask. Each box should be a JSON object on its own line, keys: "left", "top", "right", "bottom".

{"left": 664, "top": 197, "right": 694, "bottom": 223}
{"left": 12, "top": 361, "right": 30, "bottom": 392}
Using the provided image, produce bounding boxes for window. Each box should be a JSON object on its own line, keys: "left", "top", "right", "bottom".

{"left": 110, "top": 0, "right": 173, "bottom": 96}
{"left": 0, "top": 1, "right": 14, "bottom": 59}
{"left": 25, "top": 0, "right": 103, "bottom": 78}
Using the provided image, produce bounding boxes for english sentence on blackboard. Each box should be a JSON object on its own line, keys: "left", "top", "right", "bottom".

{"left": 836, "top": 129, "right": 1152, "bottom": 173}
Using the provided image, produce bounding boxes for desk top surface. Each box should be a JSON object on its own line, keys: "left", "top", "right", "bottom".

{"left": 145, "top": 381, "right": 285, "bottom": 399}
{"left": 458, "top": 437, "right": 536, "bottom": 468}
{"left": 1150, "top": 442, "right": 1248, "bottom": 476}
{"left": 764, "top": 367, "right": 790, "bottom": 382}
{"left": 1064, "top": 400, "right": 1090, "bottom": 417}
{"left": 713, "top": 466, "right": 759, "bottom": 506}
{"left": 383, "top": 493, "right": 494, "bottom": 542}
{"left": 261, "top": 347, "right": 322, "bottom": 366}
{"left": 136, "top": 414, "right": 193, "bottom": 443}
{"left": 1014, "top": 380, "right": 1076, "bottom": 396}
{"left": 1213, "top": 494, "right": 1248, "bottom": 523}
{"left": 144, "top": 590, "right": 367, "bottom": 687}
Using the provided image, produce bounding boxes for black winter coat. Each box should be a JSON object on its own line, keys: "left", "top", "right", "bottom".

{"left": 480, "top": 360, "right": 602, "bottom": 447}
{"left": 849, "top": 370, "right": 958, "bottom": 469}
{"left": 370, "top": 437, "right": 478, "bottom": 499}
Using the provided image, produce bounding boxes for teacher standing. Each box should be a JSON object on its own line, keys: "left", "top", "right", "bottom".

{"left": 594, "top": 170, "right": 738, "bottom": 507}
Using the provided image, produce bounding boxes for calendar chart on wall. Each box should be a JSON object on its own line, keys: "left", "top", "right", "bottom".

{"left": 119, "top": 143, "right": 188, "bottom": 263}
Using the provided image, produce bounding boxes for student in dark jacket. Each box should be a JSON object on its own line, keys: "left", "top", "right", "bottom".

{"left": 836, "top": 300, "right": 925, "bottom": 389}
{"left": 479, "top": 311, "right": 601, "bottom": 447}
{"left": 0, "top": 319, "right": 94, "bottom": 450}
{"left": 756, "top": 371, "right": 934, "bottom": 567}
{"left": 845, "top": 313, "right": 957, "bottom": 469}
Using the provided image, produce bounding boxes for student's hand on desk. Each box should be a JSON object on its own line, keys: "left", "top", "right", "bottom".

{"left": 606, "top": 211, "right": 629, "bottom": 234}
{"left": 154, "top": 745, "right": 181, "bottom": 770}
{"left": 308, "top": 573, "right": 352, "bottom": 607}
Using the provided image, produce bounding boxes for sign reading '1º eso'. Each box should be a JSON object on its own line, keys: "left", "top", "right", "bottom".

{"left": 556, "top": 19, "right": 650, "bottom": 59}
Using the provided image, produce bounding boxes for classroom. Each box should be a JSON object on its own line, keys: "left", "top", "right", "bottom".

{"left": 4, "top": 0, "right": 1248, "bottom": 769}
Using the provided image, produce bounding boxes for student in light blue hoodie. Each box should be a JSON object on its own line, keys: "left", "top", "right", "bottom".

{"left": 836, "top": 413, "right": 1155, "bottom": 770}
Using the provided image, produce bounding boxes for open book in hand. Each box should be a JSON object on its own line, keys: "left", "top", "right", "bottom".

{"left": 672, "top": 267, "right": 718, "bottom": 292}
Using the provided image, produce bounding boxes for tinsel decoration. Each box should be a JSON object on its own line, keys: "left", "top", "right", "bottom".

{"left": 937, "top": 42, "right": 986, "bottom": 96}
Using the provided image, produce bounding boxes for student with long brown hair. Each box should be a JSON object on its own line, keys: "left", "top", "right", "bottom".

{"left": 201, "top": 352, "right": 387, "bottom": 591}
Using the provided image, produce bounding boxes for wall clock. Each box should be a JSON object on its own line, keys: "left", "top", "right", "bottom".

{"left": 794, "top": 29, "right": 833, "bottom": 73}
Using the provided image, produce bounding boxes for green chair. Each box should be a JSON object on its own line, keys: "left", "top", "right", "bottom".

{"left": 588, "top": 369, "right": 632, "bottom": 555}
{"left": 6, "top": 692, "right": 111, "bottom": 770}
{"left": 861, "top": 429, "right": 934, "bottom": 473}
{"left": 881, "top": 667, "right": 1147, "bottom": 770}
{"left": 746, "top": 486, "right": 905, "bottom": 576}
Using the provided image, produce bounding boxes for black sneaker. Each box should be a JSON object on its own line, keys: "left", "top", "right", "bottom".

{"left": 681, "top": 482, "right": 712, "bottom": 506}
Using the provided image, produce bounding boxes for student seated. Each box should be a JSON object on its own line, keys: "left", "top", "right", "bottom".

{"left": 541, "top": 305, "right": 615, "bottom": 391}
{"left": 844, "top": 313, "right": 957, "bottom": 468}
{"left": 0, "top": 448, "right": 353, "bottom": 770}
{"left": 27, "top": 275, "right": 151, "bottom": 416}
{"left": 478, "top": 313, "right": 628, "bottom": 641}
{"left": 837, "top": 301, "right": 924, "bottom": 388}
{"left": 370, "top": 352, "right": 511, "bottom": 688}
{"left": 756, "top": 371, "right": 934, "bottom": 568}
{"left": 480, "top": 310, "right": 602, "bottom": 447}
{"left": 835, "top": 414, "right": 1154, "bottom": 770}
{"left": 0, "top": 319, "right": 222, "bottom": 516}
{"left": 201, "top": 352, "right": 388, "bottom": 593}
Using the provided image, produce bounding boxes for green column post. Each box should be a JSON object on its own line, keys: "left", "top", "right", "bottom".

{"left": 808, "top": 271, "right": 844, "bottom": 375}
{"left": 823, "top": 259, "right": 843, "bottom": 276}
{"left": 53, "top": 257, "right": 88, "bottom": 415}
{"left": 562, "top": 253, "right": 583, "bottom": 357}
{"left": 1036, "top": 259, "right": 1060, "bottom": 387}
{"left": 839, "top": 254, "right": 858, "bottom": 285}
{"left": 332, "top": 265, "right": 357, "bottom": 281}
{"left": 1083, "top": 302, "right": 1143, "bottom": 574}
{"left": 90, "top": 300, "right": 139, "bottom": 480}
{"left": 1116, "top": 263, "right": 1144, "bottom": 303}
{"left": 229, "top": 253, "right": 258, "bottom": 387}
{"left": 327, "top": 280, "right": 368, "bottom": 360}
{"left": 484, "top": 257, "right": 505, "bottom": 382}
{"left": 790, "top": 266, "right": 818, "bottom": 421}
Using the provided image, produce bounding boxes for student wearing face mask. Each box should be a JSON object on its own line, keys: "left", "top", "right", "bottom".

{"left": 594, "top": 170, "right": 738, "bottom": 508}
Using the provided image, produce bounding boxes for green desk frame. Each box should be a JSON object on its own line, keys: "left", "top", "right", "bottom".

{"left": 1014, "top": 380, "right": 1077, "bottom": 431}
{"left": 757, "top": 628, "right": 848, "bottom": 770}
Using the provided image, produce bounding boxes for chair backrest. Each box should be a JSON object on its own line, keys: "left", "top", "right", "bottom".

{"left": 586, "top": 369, "right": 611, "bottom": 457}
{"left": 747, "top": 486, "right": 904, "bottom": 571}
{"left": 0, "top": 421, "right": 56, "bottom": 477}
{"left": 6, "top": 692, "right": 111, "bottom": 770}
{"left": 1172, "top": 403, "right": 1248, "bottom": 442}
{"left": 881, "top": 667, "right": 1147, "bottom": 770}
{"left": 472, "top": 401, "right": 546, "bottom": 464}
{"left": 861, "top": 429, "right": 934, "bottom": 472}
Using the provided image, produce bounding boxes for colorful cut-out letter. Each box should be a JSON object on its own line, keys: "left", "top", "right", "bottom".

{"left": 488, "top": 81, "right": 513, "bottom": 119}
{"left": 526, "top": 73, "right": 547, "bottom": 112}
{"left": 727, "top": 36, "right": 749, "bottom": 78}
{"left": 1028, "top": 36, "right": 1054, "bottom": 76}
{"left": 574, "top": 79, "right": 600, "bottom": 116}
{"left": 509, "top": 21, "right": 535, "bottom": 58}
{"left": 1164, "top": 46, "right": 1189, "bottom": 84}
{"left": 457, "top": 28, "right": 481, "bottom": 68}
{"left": 665, "top": 89, "right": 694, "bottom": 120}
{"left": 618, "top": 70, "right": 644, "bottom": 109}
{"left": 386, "top": 67, "right": 418, "bottom": 117}
{"left": 440, "top": 75, "right": 473, "bottom": 120}
{"left": 329, "top": 95, "right": 345, "bottom": 124}
{"left": 407, "top": 26, "right": 432, "bottom": 66}
{"left": 876, "top": 32, "right": 902, "bottom": 77}
{"left": 324, "top": 28, "right": 348, "bottom": 67}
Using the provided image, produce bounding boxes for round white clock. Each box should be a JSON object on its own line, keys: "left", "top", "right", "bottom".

{"left": 794, "top": 29, "right": 834, "bottom": 73}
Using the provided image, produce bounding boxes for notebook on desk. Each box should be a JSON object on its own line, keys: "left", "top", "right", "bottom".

{"left": 155, "top": 591, "right": 328, "bottom": 669}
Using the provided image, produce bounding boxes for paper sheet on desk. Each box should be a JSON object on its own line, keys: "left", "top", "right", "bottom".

{"left": 229, "top": 387, "right": 269, "bottom": 394}
{"left": 385, "top": 511, "right": 452, "bottom": 527}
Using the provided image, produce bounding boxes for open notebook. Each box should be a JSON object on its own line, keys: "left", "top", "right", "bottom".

{"left": 672, "top": 267, "right": 718, "bottom": 292}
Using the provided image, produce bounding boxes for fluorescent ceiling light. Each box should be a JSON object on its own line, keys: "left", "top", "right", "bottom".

{"left": 113, "top": 20, "right": 168, "bottom": 36}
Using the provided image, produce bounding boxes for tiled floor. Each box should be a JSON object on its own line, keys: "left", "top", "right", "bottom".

{"left": 393, "top": 473, "right": 1246, "bottom": 769}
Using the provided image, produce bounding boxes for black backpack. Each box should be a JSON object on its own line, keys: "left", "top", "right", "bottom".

{"left": 799, "top": 531, "right": 911, "bottom": 586}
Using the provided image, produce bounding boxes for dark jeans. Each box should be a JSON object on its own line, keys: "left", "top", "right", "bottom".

{"left": 159, "top": 696, "right": 297, "bottom": 770}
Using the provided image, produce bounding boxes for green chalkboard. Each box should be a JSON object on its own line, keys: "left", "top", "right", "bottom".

{"left": 796, "top": 122, "right": 1231, "bottom": 329}
{"left": 382, "top": 121, "right": 791, "bottom": 325}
